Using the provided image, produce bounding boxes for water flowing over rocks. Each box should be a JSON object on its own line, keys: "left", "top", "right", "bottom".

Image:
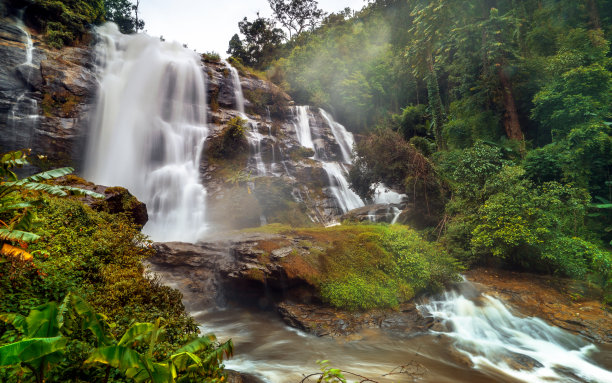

{"left": 149, "top": 236, "right": 433, "bottom": 338}
{"left": 465, "top": 268, "right": 612, "bottom": 344}
{"left": 0, "top": 17, "right": 96, "bottom": 166}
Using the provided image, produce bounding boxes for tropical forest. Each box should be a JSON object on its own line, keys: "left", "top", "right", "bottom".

{"left": 0, "top": 0, "right": 611, "bottom": 382}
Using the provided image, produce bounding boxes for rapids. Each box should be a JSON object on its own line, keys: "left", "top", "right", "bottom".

{"left": 156, "top": 271, "right": 612, "bottom": 383}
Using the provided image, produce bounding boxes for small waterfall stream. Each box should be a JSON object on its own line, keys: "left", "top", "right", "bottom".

{"left": 7, "top": 14, "right": 39, "bottom": 148}
{"left": 85, "top": 24, "right": 209, "bottom": 242}
{"left": 223, "top": 60, "right": 267, "bottom": 176}
{"left": 153, "top": 267, "right": 612, "bottom": 383}
{"left": 291, "top": 105, "right": 365, "bottom": 214}
{"left": 419, "top": 287, "right": 612, "bottom": 383}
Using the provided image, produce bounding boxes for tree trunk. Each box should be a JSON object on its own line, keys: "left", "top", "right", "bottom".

{"left": 498, "top": 65, "right": 524, "bottom": 143}
{"left": 426, "top": 51, "right": 446, "bottom": 150}
{"left": 587, "top": 0, "right": 601, "bottom": 30}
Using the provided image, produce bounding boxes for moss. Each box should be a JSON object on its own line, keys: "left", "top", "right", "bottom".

{"left": 206, "top": 117, "right": 248, "bottom": 159}
{"left": 244, "top": 224, "right": 460, "bottom": 311}
{"left": 41, "top": 91, "right": 82, "bottom": 118}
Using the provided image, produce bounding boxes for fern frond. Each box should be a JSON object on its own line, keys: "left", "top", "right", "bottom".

{"left": 21, "top": 167, "right": 74, "bottom": 183}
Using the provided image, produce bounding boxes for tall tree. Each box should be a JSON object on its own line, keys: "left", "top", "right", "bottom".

{"left": 104, "top": 0, "right": 144, "bottom": 34}
{"left": 228, "top": 14, "right": 285, "bottom": 68}
{"left": 268, "top": 0, "right": 326, "bottom": 39}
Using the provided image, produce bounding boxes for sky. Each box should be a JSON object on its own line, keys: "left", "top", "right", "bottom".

{"left": 139, "top": 0, "right": 367, "bottom": 55}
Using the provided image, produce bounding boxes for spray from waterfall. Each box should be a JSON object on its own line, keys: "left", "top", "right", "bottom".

{"left": 86, "top": 23, "right": 209, "bottom": 242}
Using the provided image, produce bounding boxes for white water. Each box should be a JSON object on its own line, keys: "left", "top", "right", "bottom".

{"left": 8, "top": 15, "right": 38, "bottom": 146}
{"left": 223, "top": 59, "right": 245, "bottom": 114}
{"left": 320, "top": 108, "right": 354, "bottom": 164}
{"left": 293, "top": 106, "right": 315, "bottom": 151}
{"left": 223, "top": 60, "right": 267, "bottom": 175}
{"left": 372, "top": 183, "right": 406, "bottom": 205}
{"left": 85, "top": 23, "right": 209, "bottom": 242}
{"left": 419, "top": 289, "right": 612, "bottom": 383}
{"left": 322, "top": 162, "right": 365, "bottom": 213}
{"left": 291, "top": 107, "right": 365, "bottom": 214}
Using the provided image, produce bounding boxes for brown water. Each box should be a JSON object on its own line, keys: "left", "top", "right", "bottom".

{"left": 154, "top": 267, "right": 612, "bottom": 383}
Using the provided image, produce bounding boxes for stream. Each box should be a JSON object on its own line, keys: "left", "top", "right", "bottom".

{"left": 157, "top": 270, "right": 612, "bottom": 383}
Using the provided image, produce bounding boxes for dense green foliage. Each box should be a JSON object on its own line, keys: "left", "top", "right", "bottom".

{"left": 230, "top": 0, "right": 612, "bottom": 302}
{"left": 0, "top": 294, "right": 232, "bottom": 383}
{"left": 4, "top": 0, "right": 144, "bottom": 48}
{"left": 268, "top": 224, "right": 460, "bottom": 311}
{"left": 0, "top": 152, "right": 230, "bottom": 381}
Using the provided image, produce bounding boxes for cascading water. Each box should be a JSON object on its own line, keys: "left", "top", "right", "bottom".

{"left": 292, "top": 106, "right": 365, "bottom": 214}
{"left": 293, "top": 106, "right": 315, "bottom": 151}
{"left": 222, "top": 60, "right": 267, "bottom": 175}
{"left": 8, "top": 14, "right": 39, "bottom": 148}
{"left": 320, "top": 108, "right": 354, "bottom": 164}
{"left": 85, "top": 23, "right": 209, "bottom": 242}
{"left": 322, "top": 161, "right": 365, "bottom": 213}
{"left": 419, "top": 286, "right": 612, "bottom": 383}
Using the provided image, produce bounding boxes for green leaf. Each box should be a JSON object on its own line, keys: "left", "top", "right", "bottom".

{"left": 63, "top": 294, "right": 115, "bottom": 346}
{"left": 0, "top": 228, "right": 41, "bottom": 243}
{"left": 26, "top": 302, "right": 60, "bottom": 338}
{"left": 118, "top": 323, "right": 155, "bottom": 346}
{"left": 85, "top": 345, "right": 145, "bottom": 371}
{"left": 0, "top": 337, "right": 67, "bottom": 366}
{"left": 174, "top": 334, "right": 215, "bottom": 354}
{"left": 0, "top": 313, "right": 28, "bottom": 334}
{"left": 21, "top": 168, "right": 74, "bottom": 183}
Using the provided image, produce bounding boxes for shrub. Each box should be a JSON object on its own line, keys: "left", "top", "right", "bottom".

{"left": 315, "top": 225, "right": 460, "bottom": 311}
{"left": 207, "top": 117, "right": 248, "bottom": 159}
{"left": 24, "top": 0, "right": 105, "bottom": 48}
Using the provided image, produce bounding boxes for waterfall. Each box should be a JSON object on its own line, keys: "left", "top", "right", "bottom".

{"left": 223, "top": 60, "right": 267, "bottom": 176}
{"left": 293, "top": 106, "right": 315, "bottom": 151}
{"left": 419, "top": 287, "right": 612, "bottom": 383}
{"left": 319, "top": 108, "right": 354, "bottom": 164}
{"left": 223, "top": 59, "right": 245, "bottom": 114}
{"left": 291, "top": 107, "right": 364, "bottom": 214}
{"left": 8, "top": 14, "right": 38, "bottom": 148}
{"left": 85, "top": 23, "right": 209, "bottom": 242}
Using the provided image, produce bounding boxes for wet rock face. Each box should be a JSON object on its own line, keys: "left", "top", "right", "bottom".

{"left": 149, "top": 235, "right": 433, "bottom": 338}
{"left": 0, "top": 18, "right": 97, "bottom": 167}
{"left": 278, "top": 302, "right": 431, "bottom": 337}
{"left": 342, "top": 203, "right": 403, "bottom": 223}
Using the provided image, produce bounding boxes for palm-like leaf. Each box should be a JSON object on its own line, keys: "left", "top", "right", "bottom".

{"left": 118, "top": 323, "right": 156, "bottom": 346}
{"left": 0, "top": 228, "right": 40, "bottom": 243}
{"left": 20, "top": 168, "right": 75, "bottom": 183}
{"left": 62, "top": 294, "right": 115, "bottom": 346}
{"left": 174, "top": 334, "right": 215, "bottom": 354}
{"left": 0, "top": 313, "right": 28, "bottom": 334}
{"left": 1, "top": 243, "right": 33, "bottom": 261}
{"left": 26, "top": 302, "right": 60, "bottom": 338}
{"left": 86, "top": 345, "right": 146, "bottom": 372}
{"left": 0, "top": 202, "right": 35, "bottom": 213}
{"left": 0, "top": 337, "right": 67, "bottom": 366}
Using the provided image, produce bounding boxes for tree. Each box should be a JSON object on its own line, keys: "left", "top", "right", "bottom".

{"left": 268, "top": 0, "right": 326, "bottom": 39}
{"left": 104, "top": 0, "right": 144, "bottom": 34}
{"left": 228, "top": 14, "right": 285, "bottom": 68}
